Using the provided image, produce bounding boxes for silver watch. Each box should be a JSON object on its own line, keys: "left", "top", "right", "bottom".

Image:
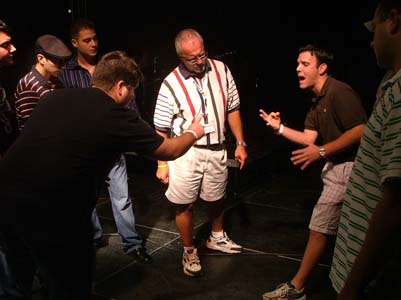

{"left": 319, "top": 146, "right": 326, "bottom": 158}
{"left": 236, "top": 141, "right": 248, "bottom": 147}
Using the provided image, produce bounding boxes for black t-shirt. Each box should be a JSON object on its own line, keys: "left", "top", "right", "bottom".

{"left": 0, "top": 88, "right": 163, "bottom": 225}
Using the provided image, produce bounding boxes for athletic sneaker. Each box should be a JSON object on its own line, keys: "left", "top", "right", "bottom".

{"left": 206, "top": 231, "right": 242, "bottom": 254}
{"left": 262, "top": 282, "right": 306, "bottom": 300}
{"left": 182, "top": 248, "right": 202, "bottom": 277}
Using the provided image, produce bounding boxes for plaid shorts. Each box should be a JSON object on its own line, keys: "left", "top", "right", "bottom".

{"left": 309, "top": 161, "right": 354, "bottom": 235}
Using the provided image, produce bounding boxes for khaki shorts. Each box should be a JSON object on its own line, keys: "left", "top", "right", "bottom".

{"left": 309, "top": 161, "right": 354, "bottom": 235}
{"left": 165, "top": 146, "right": 228, "bottom": 204}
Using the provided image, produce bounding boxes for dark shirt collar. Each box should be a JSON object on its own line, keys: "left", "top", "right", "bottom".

{"left": 312, "top": 76, "right": 332, "bottom": 104}
{"left": 178, "top": 59, "right": 212, "bottom": 80}
{"left": 65, "top": 56, "right": 80, "bottom": 70}
{"left": 64, "top": 55, "right": 92, "bottom": 71}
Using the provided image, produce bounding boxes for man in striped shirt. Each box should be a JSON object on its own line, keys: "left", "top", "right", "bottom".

{"left": 59, "top": 18, "right": 153, "bottom": 264}
{"left": 58, "top": 18, "right": 97, "bottom": 88}
{"left": 154, "top": 28, "right": 248, "bottom": 277}
{"left": 330, "top": 1, "right": 401, "bottom": 299}
{"left": 14, "top": 34, "right": 71, "bottom": 131}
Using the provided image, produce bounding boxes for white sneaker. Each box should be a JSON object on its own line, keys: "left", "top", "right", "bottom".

{"left": 182, "top": 248, "right": 202, "bottom": 277}
{"left": 262, "top": 282, "right": 306, "bottom": 300}
{"left": 206, "top": 231, "right": 242, "bottom": 254}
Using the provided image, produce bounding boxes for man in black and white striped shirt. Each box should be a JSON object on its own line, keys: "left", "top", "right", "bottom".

{"left": 14, "top": 34, "right": 71, "bottom": 131}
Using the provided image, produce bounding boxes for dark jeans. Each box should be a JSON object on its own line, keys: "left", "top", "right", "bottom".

{"left": 1, "top": 220, "right": 95, "bottom": 300}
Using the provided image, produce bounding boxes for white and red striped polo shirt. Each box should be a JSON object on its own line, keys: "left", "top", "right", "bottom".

{"left": 153, "top": 59, "right": 240, "bottom": 145}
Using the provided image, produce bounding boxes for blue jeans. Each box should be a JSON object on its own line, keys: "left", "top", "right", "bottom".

{"left": 92, "top": 154, "right": 143, "bottom": 254}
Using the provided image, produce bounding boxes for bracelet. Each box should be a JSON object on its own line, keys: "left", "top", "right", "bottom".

{"left": 185, "top": 129, "right": 199, "bottom": 140}
{"left": 275, "top": 124, "right": 284, "bottom": 136}
{"left": 158, "top": 164, "right": 169, "bottom": 168}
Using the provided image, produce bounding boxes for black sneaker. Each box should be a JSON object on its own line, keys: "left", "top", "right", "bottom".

{"left": 127, "top": 247, "right": 153, "bottom": 264}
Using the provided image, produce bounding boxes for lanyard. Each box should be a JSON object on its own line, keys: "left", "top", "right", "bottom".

{"left": 193, "top": 72, "right": 209, "bottom": 124}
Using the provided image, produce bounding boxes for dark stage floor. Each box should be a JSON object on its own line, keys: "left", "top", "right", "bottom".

{"left": 31, "top": 134, "right": 337, "bottom": 300}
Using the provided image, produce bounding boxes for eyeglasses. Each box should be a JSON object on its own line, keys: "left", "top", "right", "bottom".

{"left": 180, "top": 51, "right": 208, "bottom": 65}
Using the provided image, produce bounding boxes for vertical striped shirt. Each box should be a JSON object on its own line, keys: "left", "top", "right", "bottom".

{"left": 14, "top": 67, "right": 55, "bottom": 131}
{"left": 58, "top": 56, "right": 92, "bottom": 88}
{"left": 153, "top": 59, "right": 240, "bottom": 145}
{"left": 58, "top": 58, "right": 140, "bottom": 114}
{"left": 330, "top": 69, "right": 401, "bottom": 292}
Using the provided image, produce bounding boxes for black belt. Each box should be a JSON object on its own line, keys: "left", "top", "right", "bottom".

{"left": 193, "top": 144, "right": 225, "bottom": 151}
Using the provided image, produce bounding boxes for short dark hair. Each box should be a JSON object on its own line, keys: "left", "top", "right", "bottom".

{"left": 298, "top": 44, "right": 334, "bottom": 73}
{"left": 0, "top": 19, "right": 10, "bottom": 34}
{"left": 70, "top": 18, "right": 96, "bottom": 39}
{"left": 92, "top": 51, "right": 143, "bottom": 91}
{"left": 377, "top": 0, "right": 401, "bottom": 21}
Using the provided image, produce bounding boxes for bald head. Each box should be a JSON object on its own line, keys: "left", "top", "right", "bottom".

{"left": 174, "top": 28, "right": 204, "bottom": 56}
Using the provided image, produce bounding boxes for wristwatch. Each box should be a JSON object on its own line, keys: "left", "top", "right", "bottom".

{"left": 236, "top": 141, "right": 248, "bottom": 147}
{"left": 319, "top": 146, "right": 326, "bottom": 159}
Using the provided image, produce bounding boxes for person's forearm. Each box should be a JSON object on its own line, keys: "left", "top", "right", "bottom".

{"left": 156, "top": 130, "right": 168, "bottom": 165}
{"left": 152, "top": 132, "right": 197, "bottom": 161}
{"left": 322, "top": 124, "right": 365, "bottom": 157}
{"left": 280, "top": 126, "right": 317, "bottom": 146}
{"left": 227, "top": 110, "right": 245, "bottom": 142}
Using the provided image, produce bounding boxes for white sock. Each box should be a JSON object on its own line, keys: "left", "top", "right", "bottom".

{"left": 211, "top": 230, "right": 224, "bottom": 239}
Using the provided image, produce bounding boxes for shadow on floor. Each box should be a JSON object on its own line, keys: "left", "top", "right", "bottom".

{"left": 33, "top": 137, "right": 337, "bottom": 300}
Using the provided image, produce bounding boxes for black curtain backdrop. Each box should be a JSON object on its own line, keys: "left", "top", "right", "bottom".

{"left": 2, "top": 1, "right": 381, "bottom": 136}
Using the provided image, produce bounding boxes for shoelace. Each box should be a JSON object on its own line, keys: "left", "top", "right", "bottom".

{"left": 274, "top": 283, "right": 289, "bottom": 297}
{"left": 186, "top": 253, "right": 200, "bottom": 265}
{"left": 212, "top": 234, "right": 229, "bottom": 242}
{"left": 222, "top": 237, "right": 239, "bottom": 246}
